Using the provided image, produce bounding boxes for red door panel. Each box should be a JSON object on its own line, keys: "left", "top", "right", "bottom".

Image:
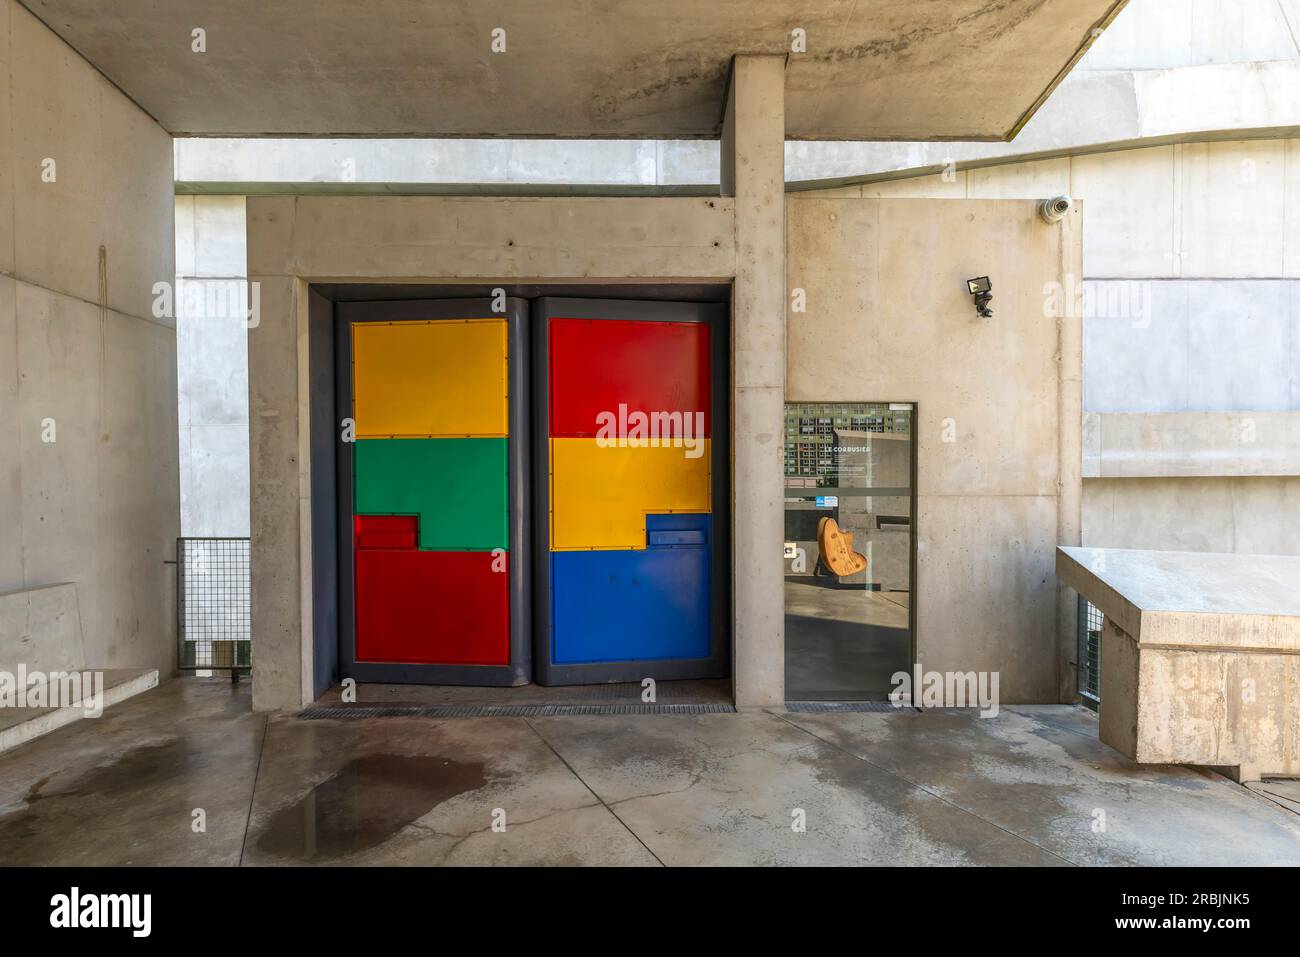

{"left": 355, "top": 549, "right": 509, "bottom": 665}
{"left": 354, "top": 514, "right": 419, "bottom": 550}
{"left": 549, "top": 319, "right": 711, "bottom": 438}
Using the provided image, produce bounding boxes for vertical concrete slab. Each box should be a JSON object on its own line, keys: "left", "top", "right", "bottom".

{"left": 9, "top": 0, "right": 103, "bottom": 307}
{"left": 1, "top": 0, "right": 178, "bottom": 677}
{"left": 1077, "top": 0, "right": 1193, "bottom": 71}
{"left": 1071, "top": 146, "right": 1177, "bottom": 278}
{"left": 787, "top": 197, "right": 1081, "bottom": 703}
{"left": 1178, "top": 140, "right": 1286, "bottom": 279}
{"left": 1083, "top": 279, "right": 1191, "bottom": 412}
{"left": 1282, "top": 137, "right": 1300, "bottom": 279}
{"left": 248, "top": 274, "right": 307, "bottom": 711}
{"left": 193, "top": 196, "right": 248, "bottom": 278}
{"left": 723, "top": 55, "right": 787, "bottom": 707}
{"left": 1186, "top": 280, "right": 1293, "bottom": 410}
{"left": 1055, "top": 202, "right": 1084, "bottom": 700}
{"left": 8, "top": 0, "right": 173, "bottom": 321}
{"left": 96, "top": 87, "right": 176, "bottom": 322}
{"left": 0, "top": 276, "right": 19, "bottom": 590}
{"left": 96, "top": 306, "right": 179, "bottom": 670}
{"left": 174, "top": 196, "right": 196, "bottom": 278}
{"left": 176, "top": 196, "right": 251, "bottom": 538}
{"left": 15, "top": 284, "right": 102, "bottom": 627}
{"left": 0, "top": 0, "right": 14, "bottom": 279}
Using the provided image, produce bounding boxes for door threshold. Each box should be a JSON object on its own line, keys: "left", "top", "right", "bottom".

{"left": 299, "top": 701, "right": 735, "bottom": 719}
{"left": 310, "top": 677, "right": 732, "bottom": 712}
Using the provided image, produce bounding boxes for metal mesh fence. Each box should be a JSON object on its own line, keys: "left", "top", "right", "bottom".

{"left": 1077, "top": 596, "right": 1102, "bottom": 706}
{"left": 177, "top": 538, "right": 251, "bottom": 672}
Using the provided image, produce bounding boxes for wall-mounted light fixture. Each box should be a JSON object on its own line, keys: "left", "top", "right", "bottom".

{"left": 966, "top": 276, "right": 993, "bottom": 318}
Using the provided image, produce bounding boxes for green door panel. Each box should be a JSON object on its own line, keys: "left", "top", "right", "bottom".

{"left": 355, "top": 438, "right": 508, "bottom": 551}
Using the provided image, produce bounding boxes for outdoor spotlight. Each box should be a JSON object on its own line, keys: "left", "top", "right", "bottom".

{"left": 966, "top": 276, "right": 993, "bottom": 318}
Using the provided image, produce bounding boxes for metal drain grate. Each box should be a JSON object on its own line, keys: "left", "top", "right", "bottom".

{"left": 785, "top": 701, "right": 908, "bottom": 713}
{"left": 298, "top": 702, "right": 736, "bottom": 719}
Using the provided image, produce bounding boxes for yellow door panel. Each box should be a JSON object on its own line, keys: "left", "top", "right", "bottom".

{"left": 551, "top": 438, "right": 711, "bottom": 550}
{"left": 353, "top": 319, "right": 507, "bottom": 438}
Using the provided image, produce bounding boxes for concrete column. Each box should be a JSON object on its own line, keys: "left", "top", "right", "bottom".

{"left": 245, "top": 207, "right": 312, "bottom": 711}
{"left": 1055, "top": 203, "right": 1083, "bottom": 702}
{"left": 722, "top": 55, "right": 787, "bottom": 707}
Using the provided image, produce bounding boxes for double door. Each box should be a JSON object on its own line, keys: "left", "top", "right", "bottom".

{"left": 338, "top": 296, "right": 727, "bottom": 686}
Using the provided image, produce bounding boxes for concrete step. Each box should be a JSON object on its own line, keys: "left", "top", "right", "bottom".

{"left": 0, "top": 668, "right": 159, "bottom": 754}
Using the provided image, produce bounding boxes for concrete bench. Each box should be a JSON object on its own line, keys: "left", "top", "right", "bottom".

{"left": 1057, "top": 546, "right": 1300, "bottom": 782}
{"left": 0, "top": 583, "right": 158, "bottom": 754}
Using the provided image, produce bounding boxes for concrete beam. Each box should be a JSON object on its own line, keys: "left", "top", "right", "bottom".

{"left": 786, "top": 60, "right": 1300, "bottom": 190}
{"left": 724, "top": 55, "right": 787, "bottom": 708}
{"left": 22, "top": 0, "right": 1122, "bottom": 140}
{"left": 171, "top": 59, "right": 1300, "bottom": 196}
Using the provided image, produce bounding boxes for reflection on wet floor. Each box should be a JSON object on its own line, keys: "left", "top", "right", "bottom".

{"left": 255, "top": 754, "right": 485, "bottom": 861}
{"left": 784, "top": 580, "right": 911, "bottom": 700}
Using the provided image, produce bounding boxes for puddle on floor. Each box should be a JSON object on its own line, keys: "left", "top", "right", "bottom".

{"left": 254, "top": 754, "right": 486, "bottom": 860}
{"left": 0, "top": 739, "right": 201, "bottom": 856}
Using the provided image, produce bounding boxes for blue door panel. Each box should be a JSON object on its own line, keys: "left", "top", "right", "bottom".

{"left": 644, "top": 511, "right": 711, "bottom": 547}
{"left": 551, "top": 517, "right": 711, "bottom": 664}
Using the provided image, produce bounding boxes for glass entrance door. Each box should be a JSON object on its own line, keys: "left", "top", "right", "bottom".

{"left": 783, "top": 402, "right": 915, "bottom": 700}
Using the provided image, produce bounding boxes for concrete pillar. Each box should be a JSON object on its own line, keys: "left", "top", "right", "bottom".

{"left": 1055, "top": 204, "right": 1083, "bottom": 702}
{"left": 722, "top": 55, "right": 787, "bottom": 707}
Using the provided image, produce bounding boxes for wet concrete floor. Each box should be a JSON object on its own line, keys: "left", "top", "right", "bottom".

{"left": 1, "top": 679, "right": 1298, "bottom": 866}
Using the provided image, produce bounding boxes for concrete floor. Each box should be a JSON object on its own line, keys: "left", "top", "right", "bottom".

{"left": 1, "top": 679, "right": 1299, "bottom": 866}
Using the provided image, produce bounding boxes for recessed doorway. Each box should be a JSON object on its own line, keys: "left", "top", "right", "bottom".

{"left": 311, "top": 283, "right": 732, "bottom": 697}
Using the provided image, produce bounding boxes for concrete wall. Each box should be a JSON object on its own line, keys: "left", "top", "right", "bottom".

{"left": 174, "top": 196, "right": 250, "bottom": 537}
{"left": 175, "top": 1, "right": 1300, "bottom": 569}
{"left": 821, "top": 141, "right": 1300, "bottom": 562}
{"left": 0, "top": 0, "right": 178, "bottom": 671}
{"left": 249, "top": 191, "right": 1081, "bottom": 708}
{"left": 786, "top": 197, "right": 1083, "bottom": 703}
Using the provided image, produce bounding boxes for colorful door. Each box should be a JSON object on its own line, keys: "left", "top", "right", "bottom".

{"left": 338, "top": 298, "right": 529, "bottom": 685}
{"left": 533, "top": 298, "right": 727, "bottom": 685}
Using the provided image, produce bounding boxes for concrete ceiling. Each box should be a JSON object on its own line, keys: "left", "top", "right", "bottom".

{"left": 21, "top": 0, "right": 1127, "bottom": 140}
